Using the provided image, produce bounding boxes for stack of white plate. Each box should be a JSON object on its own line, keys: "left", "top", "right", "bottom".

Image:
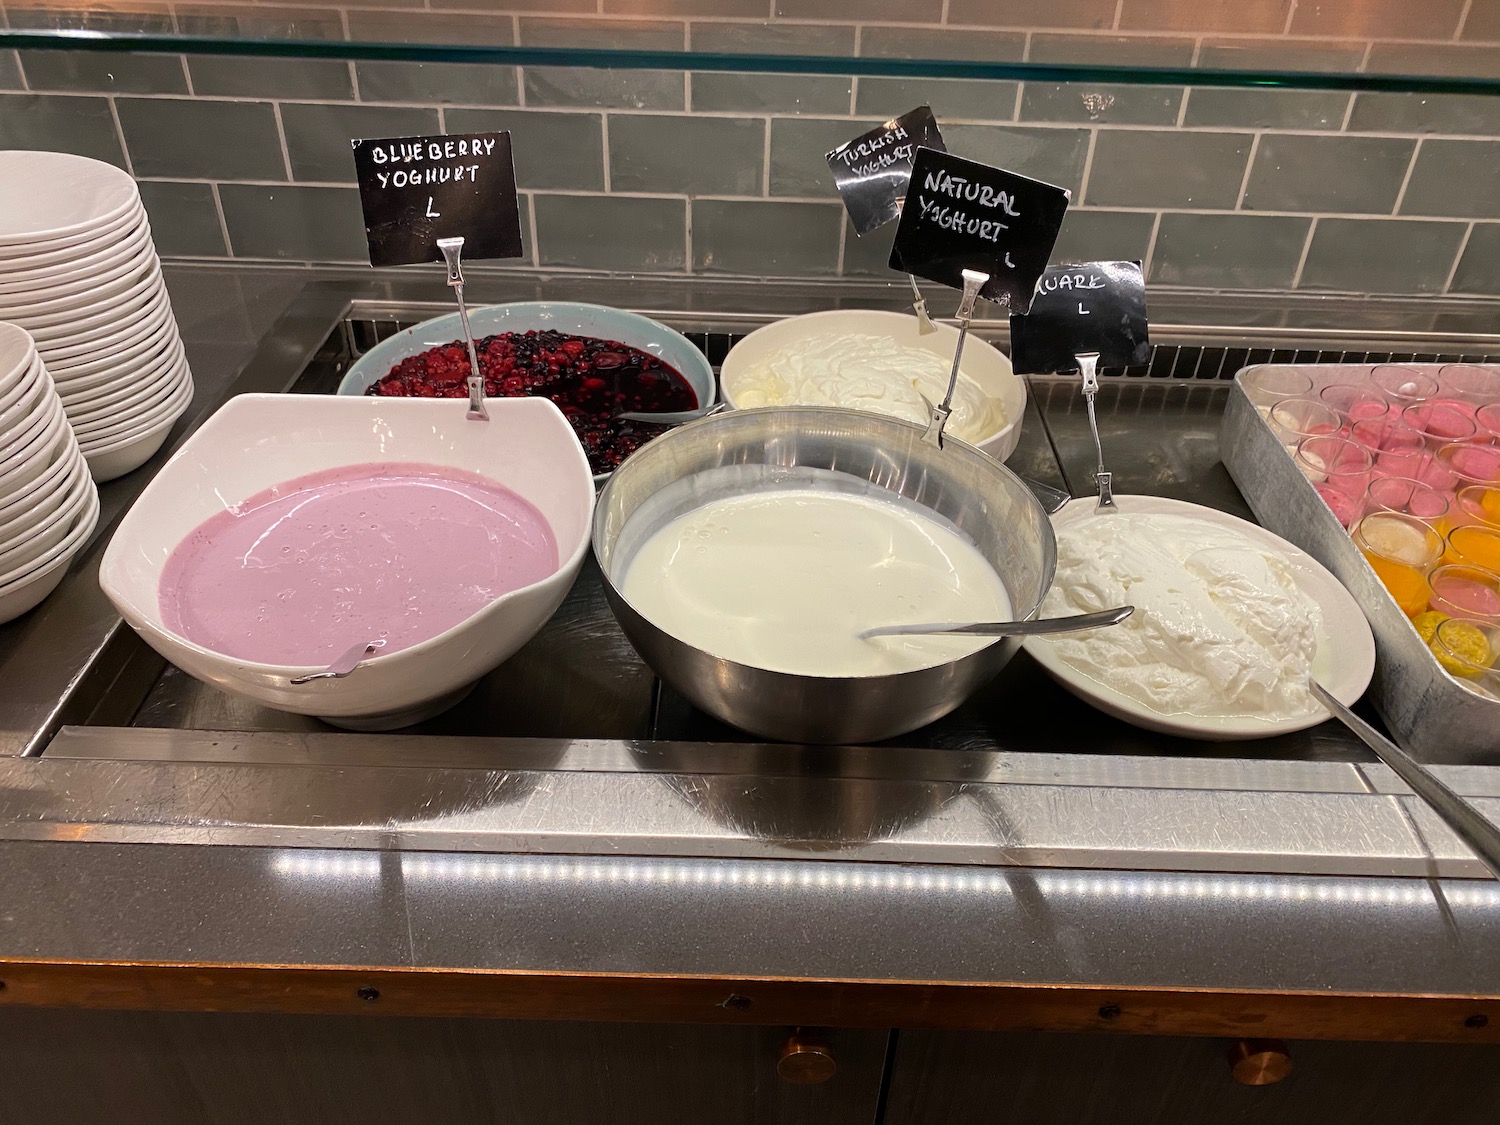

{"left": 0, "top": 151, "right": 193, "bottom": 483}
{"left": 0, "top": 323, "right": 100, "bottom": 624}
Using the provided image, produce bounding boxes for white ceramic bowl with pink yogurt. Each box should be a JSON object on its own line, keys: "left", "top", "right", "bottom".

{"left": 100, "top": 393, "right": 596, "bottom": 728}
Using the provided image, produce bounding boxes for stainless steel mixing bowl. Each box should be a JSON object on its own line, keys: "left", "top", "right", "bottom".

{"left": 593, "top": 406, "right": 1057, "bottom": 744}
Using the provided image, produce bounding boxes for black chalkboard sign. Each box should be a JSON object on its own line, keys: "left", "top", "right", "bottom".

{"left": 351, "top": 131, "right": 523, "bottom": 268}
{"left": 1009, "top": 260, "right": 1151, "bottom": 375}
{"left": 890, "top": 147, "right": 1069, "bottom": 313}
{"left": 825, "top": 106, "right": 945, "bottom": 237}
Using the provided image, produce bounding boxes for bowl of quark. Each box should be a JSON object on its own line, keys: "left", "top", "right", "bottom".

{"left": 99, "top": 393, "right": 595, "bottom": 730}
{"left": 720, "top": 309, "right": 1026, "bottom": 464}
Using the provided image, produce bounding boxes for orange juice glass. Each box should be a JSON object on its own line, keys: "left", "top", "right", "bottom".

{"left": 1447, "top": 524, "right": 1500, "bottom": 571}
{"left": 1352, "top": 512, "right": 1444, "bottom": 618}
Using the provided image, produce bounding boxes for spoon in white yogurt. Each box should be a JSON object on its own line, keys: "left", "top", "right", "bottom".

{"left": 858, "top": 605, "right": 1132, "bottom": 640}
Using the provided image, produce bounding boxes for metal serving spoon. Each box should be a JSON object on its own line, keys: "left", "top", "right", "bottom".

{"left": 288, "top": 639, "right": 386, "bottom": 685}
{"left": 616, "top": 403, "right": 729, "bottom": 425}
{"left": 1309, "top": 679, "right": 1500, "bottom": 880}
{"left": 858, "top": 605, "right": 1132, "bottom": 641}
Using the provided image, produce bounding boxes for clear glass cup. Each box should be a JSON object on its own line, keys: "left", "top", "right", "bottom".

{"left": 1365, "top": 476, "right": 1450, "bottom": 526}
{"left": 1427, "top": 563, "right": 1500, "bottom": 623}
{"left": 1447, "top": 523, "right": 1500, "bottom": 572}
{"left": 1295, "top": 436, "right": 1371, "bottom": 527}
{"left": 1372, "top": 365, "right": 1438, "bottom": 407}
{"left": 1430, "top": 617, "right": 1500, "bottom": 696}
{"left": 1269, "top": 398, "right": 1342, "bottom": 447}
{"left": 1319, "top": 383, "right": 1388, "bottom": 422}
{"left": 1447, "top": 485, "right": 1500, "bottom": 532}
{"left": 1348, "top": 416, "right": 1426, "bottom": 472}
{"left": 1438, "top": 364, "right": 1500, "bottom": 406}
{"left": 1353, "top": 512, "right": 1445, "bottom": 618}
{"left": 1240, "top": 368, "right": 1313, "bottom": 414}
{"left": 1478, "top": 403, "right": 1500, "bottom": 443}
{"left": 1435, "top": 440, "right": 1500, "bottom": 492}
{"left": 1402, "top": 401, "right": 1478, "bottom": 448}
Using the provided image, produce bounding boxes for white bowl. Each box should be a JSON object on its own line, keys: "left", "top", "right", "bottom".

{"left": 101, "top": 393, "right": 598, "bottom": 727}
{"left": 0, "top": 241, "right": 155, "bottom": 310}
{"left": 81, "top": 414, "right": 180, "bottom": 483}
{"left": 48, "top": 324, "right": 175, "bottom": 383}
{"left": 0, "top": 358, "right": 50, "bottom": 436}
{"left": 73, "top": 360, "right": 191, "bottom": 442}
{"left": 0, "top": 152, "right": 140, "bottom": 245}
{"left": 0, "top": 320, "right": 39, "bottom": 392}
{"left": 0, "top": 201, "right": 143, "bottom": 263}
{"left": 56, "top": 333, "right": 176, "bottom": 396}
{"left": 0, "top": 456, "right": 90, "bottom": 574}
{"left": 39, "top": 294, "right": 175, "bottom": 363}
{"left": 720, "top": 309, "right": 1027, "bottom": 463}
{"left": 12, "top": 262, "right": 163, "bottom": 333}
{"left": 0, "top": 437, "right": 82, "bottom": 532}
{"left": 62, "top": 341, "right": 185, "bottom": 421}
{"left": 0, "top": 221, "right": 153, "bottom": 296}
{"left": 0, "top": 482, "right": 99, "bottom": 625}
{"left": 0, "top": 395, "right": 68, "bottom": 494}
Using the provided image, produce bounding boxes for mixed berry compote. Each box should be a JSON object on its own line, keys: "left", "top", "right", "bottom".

{"left": 366, "top": 329, "right": 699, "bottom": 473}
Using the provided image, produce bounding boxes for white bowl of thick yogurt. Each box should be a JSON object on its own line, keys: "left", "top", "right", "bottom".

{"left": 99, "top": 393, "right": 595, "bottom": 729}
{"left": 720, "top": 309, "right": 1025, "bottom": 463}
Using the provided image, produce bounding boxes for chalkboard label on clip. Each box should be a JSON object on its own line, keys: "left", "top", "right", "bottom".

{"left": 890, "top": 147, "right": 1069, "bottom": 313}
{"left": 352, "top": 131, "right": 523, "bottom": 268}
{"left": 825, "top": 105, "right": 945, "bottom": 237}
{"left": 1009, "top": 260, "right": 1151, "bottom": 375}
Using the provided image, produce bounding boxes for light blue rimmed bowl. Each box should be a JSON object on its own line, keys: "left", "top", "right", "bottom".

{"left": 337, "top": 301, "right": 717, "bottom": 411}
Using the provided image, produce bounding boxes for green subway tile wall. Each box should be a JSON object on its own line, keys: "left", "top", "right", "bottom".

{"left": 2, "top": 1, "right": 1499, "bottom": 297}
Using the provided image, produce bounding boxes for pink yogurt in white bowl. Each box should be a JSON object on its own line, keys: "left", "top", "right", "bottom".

{"left": 100, "top": 393, "right": 596, "bottom": 729}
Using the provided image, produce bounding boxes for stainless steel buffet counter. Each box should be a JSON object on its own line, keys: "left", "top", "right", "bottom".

{"left": 1, "top": 265, "right": 1499, "bottom": 1039}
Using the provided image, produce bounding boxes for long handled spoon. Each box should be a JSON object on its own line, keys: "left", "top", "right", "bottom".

{"left": 858, "top": 605, "right": 1132, "bottom": 641}
{"left": 1310, "top": 679, "right": 1500, "bottom": 880}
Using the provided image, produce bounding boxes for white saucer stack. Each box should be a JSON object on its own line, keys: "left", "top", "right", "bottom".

{"left": 0, "top": 151, "right": 193, "bottom": 482}
{"left": 0, "top": 323, "right": 99, "bottom": 624}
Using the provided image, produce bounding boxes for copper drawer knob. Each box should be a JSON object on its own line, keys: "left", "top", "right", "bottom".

{"left": 1228, "top": 1038, "right": 1293, "bottom": 1085}
{"left": 778, "top": 1032, "right": 837, "bottom": 1085}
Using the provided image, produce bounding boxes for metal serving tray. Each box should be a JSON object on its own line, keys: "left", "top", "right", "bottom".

{"left": 1221, "top": 364, "right": 1500, "bottom": 765}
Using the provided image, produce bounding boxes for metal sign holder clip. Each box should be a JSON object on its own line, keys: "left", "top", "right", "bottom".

{"left": 437, "top": 236, "right": 488, "bottom": 422}
{"left": 1077, "top": 350, "right": 1116, "bottom": 511}
{"left": 922, "top": 269, "right": 990, "bottom": 449}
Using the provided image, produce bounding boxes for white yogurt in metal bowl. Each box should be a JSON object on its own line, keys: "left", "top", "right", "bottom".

{"left": 620, "top": 487, "right": 1011, "bottom": 678}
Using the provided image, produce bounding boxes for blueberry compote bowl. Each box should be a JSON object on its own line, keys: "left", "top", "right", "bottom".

{"left": 338, "top": 302, "right": 718, "bottom": 480}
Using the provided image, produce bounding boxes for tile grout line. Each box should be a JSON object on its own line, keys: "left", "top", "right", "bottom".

{"left": 272, "top": 101, "right": 294, "bottom": 183}
{"left": 1175, "top": 86, "right": 1191, "bottom": 128}
{"left": 1456, "top": 0, "right": 1475, "bottom": 40}
{"left": 208, "top": 182, "right": 233, "bottom": 257}
{"left": 436, "top": 105, "right": 446, "bottom": 134}
{"left": 347, "top": 60, "right": 360, "bottom": 103}
{"left": 526, "top": 188, "right": 539, "bottom": 268}
{"left": 1339, "top": 90, "right": 1357, "bottom": 132}
{"left": 1234, "top": 132, "right": 1262, "bottom": 209}
{"left": 1010, "top": 80, "right": 1023, "bottom": 121}
{"left": 179, "top": 55, "right": 193, "bottom": 97}
{"left": 1289, "top": 217, "right": 1319, "bottom": 288}
{"left": 600, "top": 112, "right": 611, "bottom": 192}
{"left": 1389, "top": 137, "right": 1422, "bottom": 215}
{"left": 761, "top": 116, "right": 770, "bottom": 197}
{"left": 835, "top": 212, "right": 847, "bottom": 276}
{"left": 1140, "top": 210, "right": 1163, "bottom": 279}
{"left": 1282, "top": 2, "right": 1296, "bottom": 35}
{"left": 106, "top": 95, "right": 135, "bottom": 177}
{"left": 683, "top": 195, "right": 693, "bottom": 276}
{"left": 1077, "top": 127, "right": 1099, "bottom": 205}
{"left": 1111, "top": 0, "right": 1124, "bottom": 32}
{"left": 1441, "top": 220, "right": 1476, "bottom": 294}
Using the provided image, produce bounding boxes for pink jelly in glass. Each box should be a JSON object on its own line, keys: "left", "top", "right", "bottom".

{"left": 1479, "top": 403, "right": 1500, "bottom": 443}
{"left": 158, "top": 462, "right": 559, "bottom": 666}
{"left": 1403, "top": 401, "right": 1478, "bottom": 447}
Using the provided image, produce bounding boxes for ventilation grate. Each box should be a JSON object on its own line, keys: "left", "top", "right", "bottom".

{"left": 344, "top": 318, "right": 1500, "bottom": 382}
